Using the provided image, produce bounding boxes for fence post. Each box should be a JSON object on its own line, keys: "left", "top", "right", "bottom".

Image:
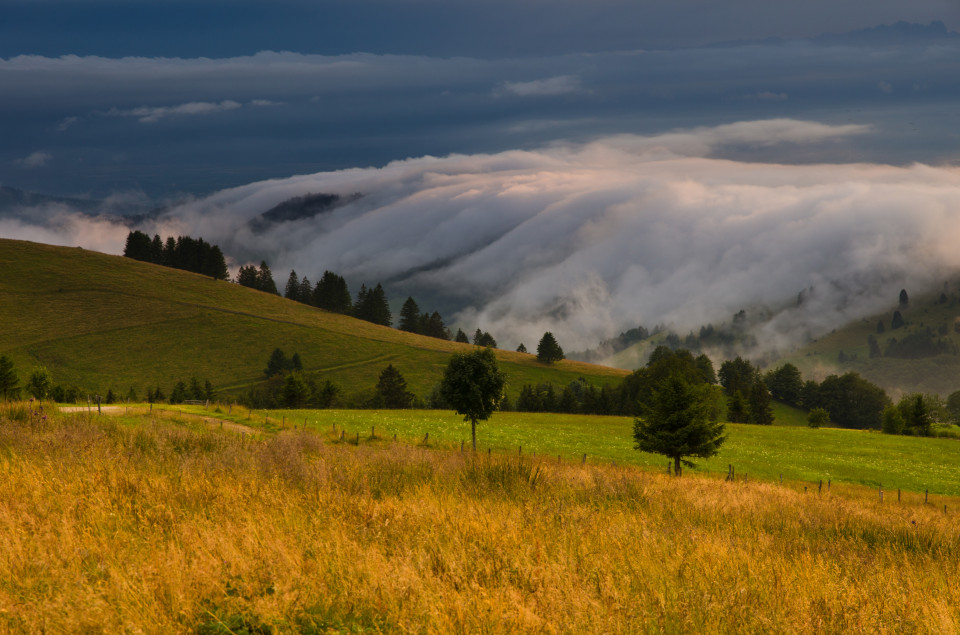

{"left": 925, "top": 490, "right": 929, "bottom": 504}
{"left": 423, "top": 432, "right": 429, "bottom": 444}
{"left": 879, "top": 485, "right": 883, "bottom": 503}
{"left": 898, "top": 488, "right": 901, "bottom": 503}
{"left": 828, "top": 479, "right": 831, "bottom": 492}
{"left": 356, "top": 432, "right": 360, "bottom": 444}
{"left": 582, "top": 453, "right": 586, "bottom": 465}
{"left": 340, "top": 430, "right": 344, "bottom": 440}
{"left": 371, "top": 425, "right": 375, "bottom": 438}
{"left": 818, "top": 480, "right": 822, "bottom": 495}
{"left": 461, "top": 440, "right": 464, "bottom": 452}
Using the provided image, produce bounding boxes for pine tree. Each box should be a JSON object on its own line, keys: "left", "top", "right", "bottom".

{"left": 298, "top": 277, "right": 312, "bottom": 304}
{"left": 170, "top": 381, "right": 188, "bottom": 404}
{"left": 473, "top": 329, "right": 484, "bottom": 345}
{"left": 633, "top": 375, "right": 726, "bottom": 477}
{"left": 189, "top": 377, "right": 204, "bottom": 400}
{"left": 892, "top": 310, "right": 905, "bottom": 329}
{"left": 422, "top": 312, "right": 449, "bottom": 340}
{"left": 291, "top": 352, "right": 303, "bottom": 371}
{"left": 376, "top": 364, "right": 414, "bottom": 408}
{"left": 122, "top": 231, "right": 153, "bottom": 262}
{"left": 536, "top": 332, "right": 565, "bottom": 363}
{"left": 265, "top": 348, "right": 289, "bottom": 377}
{"left": 399, "top": 297, "right": 422, "bottom": 333}
{"left": 150, "top": 234, "right": 164, "bottom": 264}
{"left": 257, "top": 261, "right": 278, "bottom": 294}
{"left": 747, "top": 377, "right": 774, "bottom": 425}
{"left": 899, "top": 289, "right": 909, "bottom": 307}
{"left": 0, "top": 355, "right": 18, "bottom": 400}
{"left": 313, "top": 271, "right": 352, "bottom": 313}
{"left": 284, "top": 270, "right": 301, "bottom": 301}
{"left": 454, "top": 329, "right": 470, "bottom": 344}
{"left": 516, "top": 343, "right": 527, "bottom": 353}
{"left": 236, "top": 265, "right": 259, "bottom": 288}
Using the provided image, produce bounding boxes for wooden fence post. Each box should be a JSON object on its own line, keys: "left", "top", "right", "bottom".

{"left": 582, "top": 453, "right": 586, "bottom": 465}
{"left": 879, "top": 485, "right": 883, "bottom": 503}
{"left": 925, "top": 490, "right": 929, "bottom": 504}
{"left": 898, "top": 488, "right": 901, "bottom": 503}
{"left": 818, "top": 480, "right": 822, "bottom": 494}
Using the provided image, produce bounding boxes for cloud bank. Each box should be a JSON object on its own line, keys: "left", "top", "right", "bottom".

{"left": 6, "top": 119, "right": 958, "bottom": 362}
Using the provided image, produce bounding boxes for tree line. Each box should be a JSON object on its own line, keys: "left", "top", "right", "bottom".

{"left": 123, "top": 231, "right": 229, "bottom": 280}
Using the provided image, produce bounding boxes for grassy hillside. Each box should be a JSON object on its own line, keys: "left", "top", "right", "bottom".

{"left": 4, "top": 406, "right": 958, "bottom": 632}
{"left": 0, "top": 239, "right": 626, "bottom": 399}
{"left": 781, "top": 288, "right": 960, "bottom": 396}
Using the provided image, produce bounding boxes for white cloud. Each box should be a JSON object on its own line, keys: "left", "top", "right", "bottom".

{"left": 878, "top": 81, "right": 894, "bottom": 93}
{"left": 496, "top": 75, "right": 583, "bottom": 97}
{"left": 8, "top": 119, "right": 960, "bottom": 360}
{"left": 250, "top": 99, "right": 282, "bottom": 107}
{"left": 15, "top": 151, "right": 51, "bottom": 168}
{"left": 106, "top": 100, "right": 242, "bottom": 123}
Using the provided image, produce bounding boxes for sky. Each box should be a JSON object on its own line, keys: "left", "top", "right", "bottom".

{"left": 3, "top": 1, "right": 960, "bottom": 357}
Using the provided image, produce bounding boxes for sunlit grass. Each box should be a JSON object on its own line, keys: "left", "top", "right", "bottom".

{"left": 3, "top": 403, "right": 959, "bottom": 632}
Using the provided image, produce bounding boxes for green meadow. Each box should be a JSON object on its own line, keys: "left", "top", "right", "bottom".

{"left": 160, "top": 404, "right": 960, "bottom": 497}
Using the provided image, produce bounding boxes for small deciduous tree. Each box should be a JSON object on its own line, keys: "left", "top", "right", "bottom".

{"left": 439, "top": 348, "right": 506, "bottom": 451}
{"left": 516, "top": 343, "right": 527, "bottom": 353}
{"left": 536, "top": 332, "right": 565, "bottom": 364}
{"left": 26, "top": 366, "right": 52, "bottom": 400}
{"left": 808, "top": 407, "right": 830, "bottom": 428}
{"left": 632, "top": 375, "right": 726, "bottom": 477}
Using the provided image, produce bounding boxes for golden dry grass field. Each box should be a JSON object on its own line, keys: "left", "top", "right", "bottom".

{"left": 1, "top": 403, "right": 958, "bottom": 633}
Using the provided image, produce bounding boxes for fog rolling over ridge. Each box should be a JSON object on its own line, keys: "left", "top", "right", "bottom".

{"left": 6, "top": 119, "right": 960, "bottom": 362}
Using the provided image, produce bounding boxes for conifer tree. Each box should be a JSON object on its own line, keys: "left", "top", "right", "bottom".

{"left": 265, "top": 348, "right": 289, "bottom": 377}
{"left": 284, "top": 270, "right": 301, "bottom": 301}
{"left": 0, "top": 355, "right": 18, "bottom": 400}
{"left": 454, "top": 329, "right": 470, "bottom": 344}
{"left": 313, "top": 271, "right": 352, "bottom": 314}
{"left": 257, "top": 261, "right": 278, "bottom": 294}
{"left": 516, "top": 343, "right": 527, "bottom": 353}
{"left": 376, "top": 364, "right": 414, "bottom": 408}
{"left": 236, "top": 265, "right": 259, "bottom": 289}
{"left": 536, "top": 332, "right": 565, "bottom": 363}
{"left": 399, "top": 297, "right": 422, "bottom": 333}
{"left": 747, "top": 377, "right": 774, "bottom": 425}
{"left": 298, "top": 277, "right": 312, "bottom": 304}
{"left": 633, "top": 375, "right": 726, "bottom": 477}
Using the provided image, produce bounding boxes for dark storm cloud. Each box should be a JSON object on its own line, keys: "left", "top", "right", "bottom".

{"left": 1, "top": 24, "right": 960, "bottom": 195}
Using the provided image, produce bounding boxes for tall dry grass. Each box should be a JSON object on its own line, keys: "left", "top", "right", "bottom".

{"left": 0, "top": 403, "right": 957, "bottom": 633}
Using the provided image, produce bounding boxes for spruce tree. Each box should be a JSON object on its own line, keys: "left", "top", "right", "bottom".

{"left": 536, "top": 332, "right": 565, "bottom": 363}
{"left": 313, "top": 271, "right": 352, "bottom": 314}
{"left": 236, "top": 265, "right": 259, "bottom": 288}
{"left": 298, "top": 277, "right": 312, "bottom": 304}
{"left": 399, "top": 297, "right": 422, "bottom": 333}
{"left": 899, "top": 289, "right": 909, "bottom": 307}
{"left": 257, "top": 261, "right": 278, "bottom": 294}
{"left": 455, "top": 329, "right": 470, "bottom": 344}
{"left": 122, "top": 231, "right": 152, "bottom": 262}
{"left": 892, "top": 311, "right": 904, "bottom": 329}
{"left": 633, "top": 375, "right": 726, "bottom": 477}
{"left": 265, "top": 348, "right": 289, "bottom": 377}
{"left": 376, "top": 364, "right": 414, "bottom": 408}
{"left": 150, "top": 234, "right": 164, "bottom": 264}
{"left": 747, "top": 377, "right": 774, "bottom": 425}
{"left": 0, "top": 355, "right": 18, "bottom": 400}
{"left": 284, "top": 270, "right": 301, "bottom": 301}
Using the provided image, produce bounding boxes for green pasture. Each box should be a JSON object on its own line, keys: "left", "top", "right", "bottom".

{"left": 165, "top": 404, "right": 960, "bottom": 497}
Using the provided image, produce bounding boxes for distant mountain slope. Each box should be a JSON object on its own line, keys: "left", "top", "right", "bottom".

{"left": 0, "top": 239, "right": 626, "bottom": 400}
